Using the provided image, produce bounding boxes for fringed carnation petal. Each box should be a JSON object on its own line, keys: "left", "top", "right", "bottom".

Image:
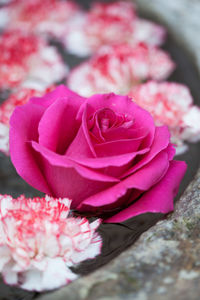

{"left": 67, "top": 43, "right": 175, "bottom": 97}
{"left": 0, "top": 0, "right": 80, "bottom": 38}
{"left": 0, "top": 30, "right": 68, "bottom": 90}
{"left": 0, "top": 194, "right": 102, "bottom": 291}
{"left": 64, "top": 1, "right": 166, "bottom": 56}
{"left": 129, "top": 81, "right": 200, "bottom": 154}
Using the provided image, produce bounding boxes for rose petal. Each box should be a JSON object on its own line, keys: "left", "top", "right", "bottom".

{"left": 105, "top": 160, "right": 187, "bottom": 222}
{"left": 31, "top": 141, "right": 118, "bottom": 207}
{"left": 121, "top": 125, "right": 171, "bottom": 178}
{"left": 78, "top": 150, "right": 170, "bottom": 210}
{"left": 10, "top": 86, "right": 85, "bottom": 194}
{"left": 10, "top": 101, "right": 51, "bottom": 194}
{"left": 66, "top": 125, "right": 96, "bottom": 158}
{"left": 38, "top": 86, "right": 85, "bottom": 154}
{"left": 81, "top": 104, "right": 97, "bottom": 156}
{"left": 84, "top": 93, "right": 155, "bottom": 148}
{"left": 78, "top": 93, "right": 153, "bottom": 127}
{"left": 103, "top": 126, "right": 147, "bottom": 141}
{"left": 29, "top": 85, "right": 81, "bottom": 108}
{"left": 94, "top": 136, "right": 145, "bottom": 157}
{"left": 67, "top": 147, "right": 149, "bottom": 169}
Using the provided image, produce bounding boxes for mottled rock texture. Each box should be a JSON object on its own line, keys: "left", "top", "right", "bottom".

{"left": 37, "top": 1, "right": 200, "bottom": 299}
{"left": 38, "top": 169, "right": 200, "bottom": 300}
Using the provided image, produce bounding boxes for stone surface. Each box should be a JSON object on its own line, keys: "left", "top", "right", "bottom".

{"left": 37, "top": 167, "right": 200, "bottom": 300}
{"left": 36, "top": 1, "right": 200, "bottom": 299}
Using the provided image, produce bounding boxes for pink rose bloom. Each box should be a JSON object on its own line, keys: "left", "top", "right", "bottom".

{"left": 0, "top": 84, "right": 54, "bottom": 155}
{"left": 10, "top": 86, "right": 186, "bottom": 223}
{"left": 0, "top": 194, "right": 102, "bottom": 291}
{"left": 0, "top": 0, "right": 80, "bottom": 38}
{"left": 65, "top": 1, "right": 165, "bottom": 57}
{"left": 129, "top": 81, "right": 200, "bottom": 154}
{"left": 0, "top": 30, "right": 68, "bottom": 90}
{"left": 67, "top": 43, "right": 175, "bottom": 97}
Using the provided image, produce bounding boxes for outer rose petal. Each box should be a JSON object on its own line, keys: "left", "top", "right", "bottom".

{"left": 31, "top": 142, "right": 117, "bottom": 207}
{"left": 122, "top": 126, "right": 171, "bottom": 178}
{"left": 10, "top": 85, "right": 83, "bottom": 194}
{"left": 38, "top": 87, "right": 85, "bottom": 153}
{"left": 9, "top": 101, "right": 51, "bottom": 194}
{"left": 105, "top": 160, "right": 187, "bottom": 223}
{"left": 78, "top": 149, "right": 171, "bottom": 210}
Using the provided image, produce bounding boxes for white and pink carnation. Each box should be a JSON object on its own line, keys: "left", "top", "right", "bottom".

{"left": 131, "top": 18, "right": 166, "bottom": 47}
{"left": 64, "top": 1, "right": 165, "bottom": 56}
{"left": 0, "top": 0, "right": 80, "bottom": 38}
{"left": 0, "top": 85, "right": 54, "bottom": 155}
{"left": 0, "top": 194, "right": 102, "bottom": 291}
{"left": 67, "top": 43, "right": 175, "bottom": 96}
{"left": 0, "top": 30, "right": 68, "bottom": 90}
{"left": 129, "top": 81, "right": 200, "bottom": 154}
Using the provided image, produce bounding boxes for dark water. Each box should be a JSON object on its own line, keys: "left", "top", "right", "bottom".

{"left": 0, "top": 1, "right": 200, "bottom": 299}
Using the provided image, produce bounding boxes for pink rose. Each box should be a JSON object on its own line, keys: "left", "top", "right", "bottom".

{"left": 10, "top": 86, "right": 186, "bottom": 223}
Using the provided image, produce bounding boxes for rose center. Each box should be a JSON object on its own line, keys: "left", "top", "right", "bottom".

{"left": 98, "top": 108, "right": 134, "bottom": 131}
{"left": 89, "top": 107, "right": 135, "bottom": 144}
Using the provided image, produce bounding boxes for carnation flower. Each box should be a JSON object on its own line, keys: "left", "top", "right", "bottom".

{"left": 129, "top": 81, "right": 200, "bottom": 154}
{"left": 67, "top": 43, "right": 175, "bottom": 96}
{"left": 0, "top": 30, "right": 68, "bottom": 90}
{"left": 0, "top": 85, "right": 54, "bottom": 155}
{"left": 131, "top": 18, "right": 166, "bottom": 47}
{"left": 0, "top": 194, "right": 102, "bottom": 291}
{"left": 0, "top": 0, "right": 80, "bottom": 38}
{"left": 64, "top": 1, "right": 165, "bottom": 56}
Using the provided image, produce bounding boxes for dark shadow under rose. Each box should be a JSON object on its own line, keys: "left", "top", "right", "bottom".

{"left": 9, "top": 85, "right": 186, "bottom": 223}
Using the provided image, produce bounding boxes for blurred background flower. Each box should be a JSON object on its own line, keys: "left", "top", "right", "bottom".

{"left": 0, "top": 194, "right": 102, "bottom": 291}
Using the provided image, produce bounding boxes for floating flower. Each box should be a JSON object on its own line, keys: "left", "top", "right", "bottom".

{"left": 10, "top": 86, "right": 186, "bottom": 223}
{"left": 0, "top": 85, "right": 54, "bottom": 155}
{"left": 131, "top": 18, "right": 166, "bottom": 47}
{"left": 0, "top": 0, "right": 80, "bottom": 38}
{"left": 0, "top": 194, "right": 102, "bottom": 291}
{"left": 129, "top": 81, "right": 200, "bottom": 154}
{"left": 64, "top": 1, "right": 165, "bottom": 56}
{"left": 67, "top": 43, "right": 175, "bottom": 96}
{"left": 0, "top": 30, "right": 68, "bottom": 90}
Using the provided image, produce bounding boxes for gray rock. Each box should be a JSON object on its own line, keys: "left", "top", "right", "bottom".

{"left": 38, "top": 168, "right": 200, "bottom": 300}
{"left": 37, "top": 1, "right": 200, "bottom": 299}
